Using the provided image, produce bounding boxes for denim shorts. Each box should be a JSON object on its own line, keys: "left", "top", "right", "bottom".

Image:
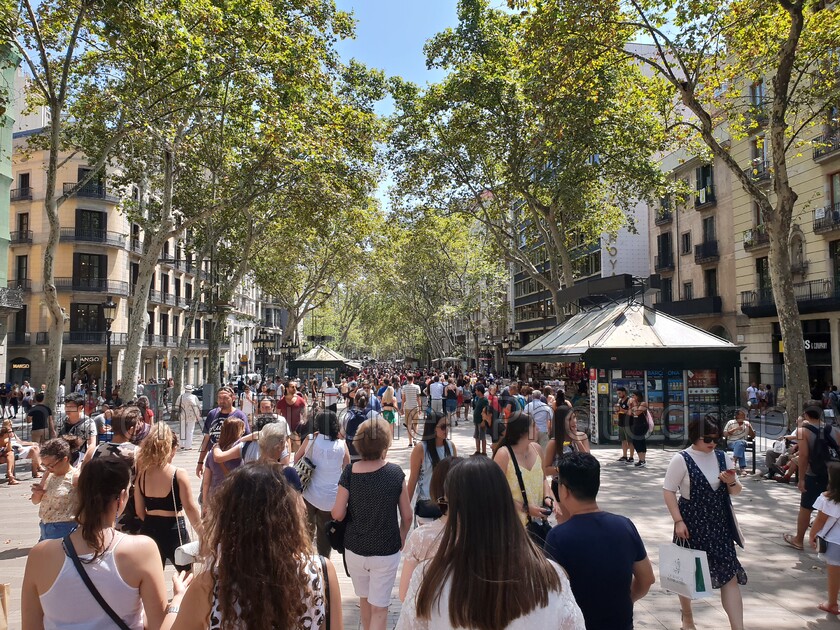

{"left": 40, "top": 521, "right": 77, "bottom": 541}
{"left": 822, "top": 540, "right": 840, "bottom": 566}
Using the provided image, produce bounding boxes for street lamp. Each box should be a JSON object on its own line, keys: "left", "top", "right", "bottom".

{"left": 102, "top": 296, "right": 117, "bottom": 402}
{"left": 253, "top": 329, "right": 272, "bottom": 379}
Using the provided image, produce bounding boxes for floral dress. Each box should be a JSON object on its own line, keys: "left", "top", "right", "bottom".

{"left": 675, "top": 450, "right": 747, "bottom": 588}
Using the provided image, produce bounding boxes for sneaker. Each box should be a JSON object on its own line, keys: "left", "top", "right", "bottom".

{"left": 617, "top": 456, "right": 628, "bottom": 462}
{"left": 626, "top": 457, "right": 634, "bottom": 464}
{"left": 635, "top": 461, "right": 646, "bottom": 468}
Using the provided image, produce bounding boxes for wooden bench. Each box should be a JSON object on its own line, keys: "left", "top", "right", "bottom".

{"left": 718, "top": 438, "right": 756, "bottom": 474}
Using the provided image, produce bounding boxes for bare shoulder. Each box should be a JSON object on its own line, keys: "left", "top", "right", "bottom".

{"left": 117, "top": 532, "right": 159, "bottom": 556}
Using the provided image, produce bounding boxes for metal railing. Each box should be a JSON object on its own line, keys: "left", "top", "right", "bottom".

{"left": 743, "top": 159, "right": 771, "bottom": 182}
{"left": 654, "top": 252, "right": 675, "bottom": 271}
{"left": 163, "top": 293, "right": 176, "bottom": 306}
{"left": 7, "top": 279, "right": 31, "bottom": 291}
{"left": 54, "top": 277, "right": 130, "bottom": 295}
{"left": 10, "top": 230, "right": 33, "bottom": 244}
{"left": 149, "top": 289, "right": 163, "bottom": 304}
{"left": 814, "top": 132, "right": 840, "bottom": 161}
{"left": 62, "top": 181, "right": 120, "bottom": 202}
{"left": 35, "top": 332, "right": 48, "bottom": 345}
{"left": 743, "top": 224, "right": 770, "bottom": 249}
{"left": 694, "top": 185, "right": 716, "bottom": 208}
{"left": 60, "top": 227, "right": 126, "bottom": 247}
{"left": 741, "top": 278, "right": 835, "bottom": 309}
{"left": 654, "top": 210, "right": 672, "bottom": 225}
{"left": 694, "top": 240, "right": 719, "bottom": 263}
{"left": 10, "top": 187, "right": 32, "bottom": 201}
{"left": 63, "top": 331, "right": 128, "bottom": 345}
{"left": 7, "top": 332, "right": 30, "bottom": 345}
{"left": 130, "top": 239, "right": 143, "bottom": 254}
{"left": 814, "top": 203, "right": 840, "bottom": 233}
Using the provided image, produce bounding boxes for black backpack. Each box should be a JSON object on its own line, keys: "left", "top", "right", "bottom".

{"left": 345, "top": 410, "right": 367, "bottom": 460}
{"left": 805, "top": 423, "right": 840, "bottom": 477}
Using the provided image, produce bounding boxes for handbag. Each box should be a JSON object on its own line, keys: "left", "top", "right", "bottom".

{"left": 658, "top": 539, "right": 713, "bottom": 600}
{"left": 817, "top": 517, "right": 839, "bottom": 553}
{"left": 63, "top": 534, "right": 133, "bottom": 630}
{"left": 326, "top": 466, "right": 351, "bottom": 554}
{"left": 294, "top": 433, "right": 318, "bottom": 492}
{"left": 507, "top": 446, "right": 551, "bottom": 547}
{"left": 171, "top": 471, "right": 196, "bottom": 567}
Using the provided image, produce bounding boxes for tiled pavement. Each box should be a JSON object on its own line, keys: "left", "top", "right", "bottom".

{"left": 2, "top": 413, "right": 840, "bottom": 629}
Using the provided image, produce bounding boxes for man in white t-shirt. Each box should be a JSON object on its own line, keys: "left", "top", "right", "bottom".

{"left": 429, "top": 375, "right": 445, "bottom": 413}
{"left": 746, "top": 382, "right": 758, "bottom": 408}
{"left": 402, "top": 374, "right": 422, "bottom": 444}
{"left": 723, "top": 410, "right": 753, "bottom": 475}
{"left": 322, "top": 378, "right": 340, "bottom": 412}
{"left": 524, "top": 392, "right": 553, "bottom": 448}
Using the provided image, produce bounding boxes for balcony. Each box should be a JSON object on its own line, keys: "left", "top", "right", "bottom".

{"left": 10, "top": 230, "right": 33, "bottom": 245}
{"left": 694, "top": 185, "right": 717, "bottom": 210}
{"left": 654, "top": 210, "right": 673, "bottom": 226}
{"left": 149, "top": 289, "right": 162, "bottom": 304}
{"left": 743, "top": 159, "right": 771, "bottom": 184}
{"left": 7, "top": 279, "right": 31, "bottom": 291}
{"left": 694, "top": 240, "right": 719, "bottom": 264}
{"left": 64, "top": 331, "right": 128, "bottom": 345}
{"left": 146, "top": 334, "right": 167, "bottom": 347}
{"left": 10, "top": 187, "right": 32, "bottom": 202}
{"left": 35, "top": 332, "right": 48, "bottom": 345}
{"left": 656, "top": 296, "right": 723, "bottom": 317}
{"left": 188, "top": 339, "right": 209, "bottom": 348}
{"left": 741, "top": 278, "right": 840, "bottom": 317}
{"left": 130, "top": 239, "right": 143, "bottom": 254}
{"left": 743, "top": 225, "right": 770, "bottom": 250}
{"left": 814, "top": 204, "right": 840, "bottom": 233}
{"left": 746, "top": 106, "right": 769, "bottom": 128}
{"left": 163, "top": 293, "right": 176, "bottom": 306}
{"left": 62, "top": 181, "right": 120, "bottom": 203}
{"left": 7, "top": 332, "right": 30, "bottom": 345}
{"left": 54, "top": 277, "right": 129, "bottom": 296}
{"left": 654, "top": 252, "right": 675, "bottom": 272}
{"left": 176, "top": 296, "right": 188, "bottom": 308}
{"left": 60, "top": 227, "right": 126, "bottom": 248}
{"left": 814, "top": 132, "right": 840, "bottom": 162}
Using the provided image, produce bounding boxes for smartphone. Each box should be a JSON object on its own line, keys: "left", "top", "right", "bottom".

{"left": 540, "top": 507, "right": 552, "bottom": 517}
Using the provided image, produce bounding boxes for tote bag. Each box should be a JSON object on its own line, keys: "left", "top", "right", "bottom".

{"left": 658, "top": 542, "right": 713, "bottom": 600}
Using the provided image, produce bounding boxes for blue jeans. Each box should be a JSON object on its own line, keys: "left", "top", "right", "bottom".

{"left": 731, "top": 440, "right": 747, "bottom": 469}
{"left": 40, "top": 521, "right": 76, "bottom": 541}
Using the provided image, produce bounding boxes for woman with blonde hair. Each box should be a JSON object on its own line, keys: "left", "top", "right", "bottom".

{"left": 136, "top": 423, "right": 202, "bottom": 573}
{"left": 162, "top": 463, "right": 342, "bottom": 630}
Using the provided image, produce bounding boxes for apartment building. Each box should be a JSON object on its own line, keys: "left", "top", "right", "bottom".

{"left": 734, "top": 89, "right": 840, "bottom": 390}
{"left": 650, "top": 153, "right": 738, "bottom": 343}
{"left": 223, "top": 282, "right": 289, "bottom": 379}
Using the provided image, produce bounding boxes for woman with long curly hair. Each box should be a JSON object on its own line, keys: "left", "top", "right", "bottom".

{"left": 396, "top": 456, "right": 584, "bottom": 629}
{"left": 202, "top": 418, "right": 245, "bottom": 506}
{"left": 136, "top": 423, "right": 202, "bottom": 573}
{"left": 162, "top": 463, "right": 342, "bottom": 630}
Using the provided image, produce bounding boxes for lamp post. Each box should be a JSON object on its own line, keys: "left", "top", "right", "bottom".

{"left": 501, "top": 335, "right": 510, "bottom": 379}
{"left": 253, "top": 329, "right": 270, "bottom": 380}
{"left": 102, "top": 296, "right": 117, "bottom": 402}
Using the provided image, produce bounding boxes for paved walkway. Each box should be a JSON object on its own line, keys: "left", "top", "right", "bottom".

{"left": 1, "top": 414, "right": 839, "bottom": 629}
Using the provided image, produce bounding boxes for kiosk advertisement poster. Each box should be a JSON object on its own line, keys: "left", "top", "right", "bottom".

{"left": 687, "top": 369, "right": 720, "bottom": 422}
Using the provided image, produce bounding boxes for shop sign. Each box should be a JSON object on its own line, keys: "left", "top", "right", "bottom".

{"left": 11, "top": 362, "right": 30, "bottom": 370}
{"left": 623, "top": 370, "right": 644, "bottom": 378}
{"left": 778, "top": 336, "right": 831, "bottom": 353}
{"left": 589, "top": 368, "right": 596, "bottom": 380}
{"left": 80, "top": 355, "right": 101, "bottom": 363}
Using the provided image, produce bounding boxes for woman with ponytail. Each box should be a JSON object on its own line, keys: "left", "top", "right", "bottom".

{"left": 136, "top": 423, "right": 202, "bottom": 573}
{"left": 22, "top": 456, "right": 178, "bottom": 629}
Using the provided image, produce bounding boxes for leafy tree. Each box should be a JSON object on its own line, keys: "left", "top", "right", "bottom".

{"left": 551, "top": 0, "right": 840, "bottom": 407}
{"left": 388, "top": 0, "right": 668, "bottom": 321}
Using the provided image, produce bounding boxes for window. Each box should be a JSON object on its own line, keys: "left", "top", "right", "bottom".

{"left": 683, "top": 282, "right": 694, "bottom": 300}
{"left": 752, "top": 136, "right": 767, "bottom": 166}
{"left": 70, "top": 304, "right": 103, "bottom": 332}
{"left": 161, "top": 274, "right": 170, "bottom": 295}
{"left": 147, "top": 312, "right": 155, "bottom": 336}
{"left": 16, "top": 255, "right": 27, "bottom": 283}
{"left": 681, "top": 232, "right": 692, "bottom": 255}
{"left": 750, "top": 80, "right": 765, "bottom": 108}
{"left": 702, "top": 216, "right": 716, "bottom": 243}
{"left": 18, "top": 172, "right": 30, "bottom": 190}
{"left": 660, "top": 277, "right": 673, "bottom": 303}
{"left": 756, "top": 257, "right": 771, "bottom": 296}
{"left": 163, "top": 241, "right": 170, "bottom": 258}
{"left": 696, "top": 164, "right": 714, "bottom": 193}
{"left": 132, "top": 224, "right": 141, "bottom": 250}
{"left": 185, "top": 283, "right": 193, "bottom": 301}
{"left": 77, "top": 209, "right": 106, "bottom": 235}
{"left": 130, "top": 263, "right": 139, "bottom": 289}
{"left": 14, "top": 305, "right": 26, "bottom": 333}
{"left": 831, "top": 172, "right": 840, "bottom": 207}
{"left": 172, "top": 316, "right": 179, "bottom": 338}
{"left": 175, "top": 278, "right": 181, "bottom": 299}
{"left": 194, "top": 319, "right": 201, "bottom": 340}
{"left": 831, "top": 241, "right": 840, "bottom": 282}
{"left": 159, "top": 313, "right": 169, "bottom": 337}
{"left": 657, "top": 232, "right": 673, "bottom": 257}
{"left": 705, "top": 268, "right": 718, "bottom": 297}
{"left": 17, "top": 213, "right": 29, "bottom": 234}
{"left": 73, "top": 253, "right": 107, "bottom": 288}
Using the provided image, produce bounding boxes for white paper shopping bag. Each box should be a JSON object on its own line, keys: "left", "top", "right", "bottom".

{"left": 658, "top": 543, "right": 713, "bottom": 600}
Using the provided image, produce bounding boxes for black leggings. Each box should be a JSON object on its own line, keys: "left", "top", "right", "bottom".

{"left": 140, "top": 515, "right": 192, "bottom": 572}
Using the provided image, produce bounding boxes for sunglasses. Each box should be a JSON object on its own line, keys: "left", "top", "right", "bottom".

{"left": 701, "top": 435, "right": 720, "bottom": 444}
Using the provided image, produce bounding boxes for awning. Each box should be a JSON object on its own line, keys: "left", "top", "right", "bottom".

{"left": 508, "top": 302, "right": 742, "bottom": 365}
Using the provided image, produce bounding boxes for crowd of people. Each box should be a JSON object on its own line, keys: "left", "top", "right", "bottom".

{"left": 13, "top": 362, "right": 840, "bottom": 630}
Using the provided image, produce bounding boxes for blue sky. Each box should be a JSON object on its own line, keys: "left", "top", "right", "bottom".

{"left": 335, "top": 0, "right": 459, "bottom": 115}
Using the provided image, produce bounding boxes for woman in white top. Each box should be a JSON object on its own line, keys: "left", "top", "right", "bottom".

{"left": 22, "top": 456, "right": 173, "bottom": 630}
{"left": 397, "top": 456, "right": 584, "bottom": 630}
{"left": 297, "top": 410, "right": 350, "bottom": 556}
{"left": 399, "top": 456, "right": 459, "bottom": 601}
{"left": 663, "top": 417, "right": 746, "bottom": 630}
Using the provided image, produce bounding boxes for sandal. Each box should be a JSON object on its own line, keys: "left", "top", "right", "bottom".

{"left": 783, "top": 533, "right": 804, "bottom": 551}
{"left": 680, "top": 611, "right": 696, "bottom": 630}
{"left": 818, "top": 603, "right": 840, "bottom": 615}
{"left": 6, "top": 477, "right": 19, "bottom": 485}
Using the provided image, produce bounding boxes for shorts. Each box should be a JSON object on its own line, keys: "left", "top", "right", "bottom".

{"left": 345, "top": 549, "right": 401, "bottom": 608}
{"left": 445, "top": 399, "right": 457, "bottom": 413}
{"left": 40, "top": 521, "right": 76, "bottom": 541}
{"left": 802, "top": 474, "right": 828, "bottom": 510}
{"left": 430, "top": 399, "right": 443, "bottom": 413}
{"left": 822, "top": 540, "right": 840, "bottom": 566}
{"left": 473, "top": 422, "right": 486, "bottom": 441}
{"left": 382, "top": 410, "right": 396, "bottom": 424}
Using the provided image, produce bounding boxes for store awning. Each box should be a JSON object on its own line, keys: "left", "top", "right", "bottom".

{"left": 508, "top": 302, "right": 742, "bottom": 365}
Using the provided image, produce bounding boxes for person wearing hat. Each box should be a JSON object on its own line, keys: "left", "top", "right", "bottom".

{"left": 175, "top": 384, "right": 202, "bottom": 450}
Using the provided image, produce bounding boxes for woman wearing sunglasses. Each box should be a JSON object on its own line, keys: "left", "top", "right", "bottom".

{"left": 663, "top": 417, "right": 746, "bottom": 630}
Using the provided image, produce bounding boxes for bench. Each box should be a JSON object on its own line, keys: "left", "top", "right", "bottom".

{"left": 718, "top": 438, "right": 756, "bottom": 474}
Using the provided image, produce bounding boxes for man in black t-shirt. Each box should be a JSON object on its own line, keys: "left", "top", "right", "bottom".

{"left": 27, "top": 392, "right": 54, "bottom": 444}
{"left": 615, "top": 387, "right": 634, "bottom": 463}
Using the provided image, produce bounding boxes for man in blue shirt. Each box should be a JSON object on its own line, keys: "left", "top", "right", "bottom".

{"left": 544, "top": 453, "right": 655, "bottom": 629}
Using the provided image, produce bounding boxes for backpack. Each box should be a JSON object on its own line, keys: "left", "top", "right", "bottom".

{"left": 345, "top": 409, "right": 367, "bottom": 460}
{"left": 804, "top": 423, "right": 840, "bottom": 477}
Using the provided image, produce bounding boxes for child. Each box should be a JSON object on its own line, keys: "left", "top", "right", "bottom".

{"left": 810, "top": 463, "right": 840, "bottom": 615}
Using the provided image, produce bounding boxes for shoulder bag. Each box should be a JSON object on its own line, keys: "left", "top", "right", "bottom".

{"left": 326, "top": 465, "right": 351, "bottom": 554}
{"left": 507, "top": 445, "right": 551, "bottom": 547}
{"left": 295, "top": 433, "right": 318, "bottom": 491}
{"left": 63, "top": 535, "right": 132, "bottom": 630}
{"left": 818, "top": 517, "right": 840, "bottom": 553}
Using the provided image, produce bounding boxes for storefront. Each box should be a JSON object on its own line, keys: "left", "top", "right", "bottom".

{"left": 508, "top": 303, "right": 742, "bottom": 444}
{"left": 772, "top": 319, "right": 832, "bottom": 390}
{"left": 8, "top": 357, "right": 31, "bottom": 385}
